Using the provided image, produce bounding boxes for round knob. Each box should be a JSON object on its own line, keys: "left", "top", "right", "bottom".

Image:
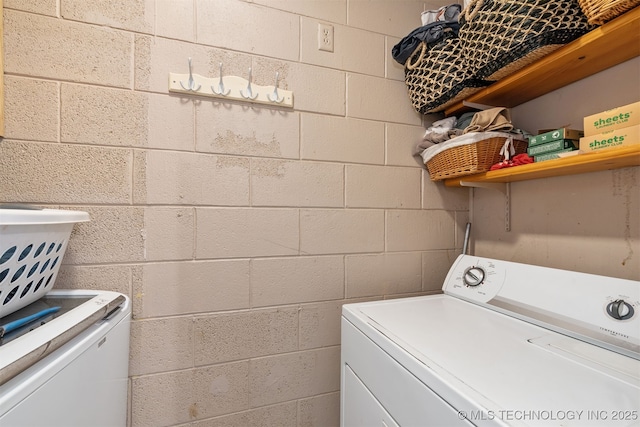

{"left": 606, "top": 299, "right": 634, "bottom": 320}
{"left": 463, "top": 266, "right": 485, "bottom": 287}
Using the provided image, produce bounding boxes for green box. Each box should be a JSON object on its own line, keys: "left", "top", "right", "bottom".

{"left": 527, "top": 139, "right": 578, "bottom": 156}
{"left": 528, "top": 128, "right": 584, "bottom": 146}
{"left": 533, "top": 148, "right": 577, "bottom": 162}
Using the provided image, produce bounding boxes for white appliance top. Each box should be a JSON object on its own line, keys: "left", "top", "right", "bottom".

{"left": 443, "top": 255, "right": 639, "bottom": 359}
{"left": 342, "top": 255, "right": 640, "bottom": 426}
{"left": 0, "top": 289, "right": 128, "bottom": 385}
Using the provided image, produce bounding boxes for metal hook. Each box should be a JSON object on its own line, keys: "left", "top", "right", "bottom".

{"left": 240, "top": 68, "right": 258, "bottom": 100}
{"left": 212, "top": 62, "right": 230, "bottom": 96}
{"left": 267, "top": 72, "right": 284, "bottom": 103}
{"left": 180, "top": 57, "right": 201, "bottom": 92}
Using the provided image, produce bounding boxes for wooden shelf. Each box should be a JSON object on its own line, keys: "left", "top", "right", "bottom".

{"left": 444, "top": 7, "right": 640, "bottom": 117}
{"left": 441, "top": 9, "right": 640, "bottom": 188}
{"left": 444, "top": 145, "right": 640, "bottom": 187}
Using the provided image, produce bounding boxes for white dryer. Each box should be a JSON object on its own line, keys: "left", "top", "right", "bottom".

{"left": 0, "top": 289, "right": 131, "bottom": 426}
{"left": 341, "top": 255, "right": 640, "bottom": 427}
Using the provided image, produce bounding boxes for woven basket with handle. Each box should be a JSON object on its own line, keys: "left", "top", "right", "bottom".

{"left": 404, "top": 37, "right": 489, "bottom": 114}
{"left": 426, "top": 137, "right": 528, "bottom": 181}
{"left": 458, "top": 0, "right": 594, "bottom": 81}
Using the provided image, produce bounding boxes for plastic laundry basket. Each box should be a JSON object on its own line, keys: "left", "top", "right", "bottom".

{"left": 0, "top": 207, "right": 90, "bottom": 319}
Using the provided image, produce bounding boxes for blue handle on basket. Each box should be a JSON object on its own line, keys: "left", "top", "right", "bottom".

{"left": 0, "top": 306, "right": 61, "bottom": 337}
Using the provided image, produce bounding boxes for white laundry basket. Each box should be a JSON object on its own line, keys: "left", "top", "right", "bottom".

{"left": 0, "top": 208, "right": 89, "bottom": 319}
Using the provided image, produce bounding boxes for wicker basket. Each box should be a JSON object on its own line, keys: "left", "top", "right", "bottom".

{"left": 577, "top": 0, "right": 639, "bottom": 24}
{"left": 426, "top": 137, "right": 528, "bottom": 181}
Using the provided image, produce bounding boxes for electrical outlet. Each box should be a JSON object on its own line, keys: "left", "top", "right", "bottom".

{"left": 317, "top": 23, "right": 334, "bottom": 52}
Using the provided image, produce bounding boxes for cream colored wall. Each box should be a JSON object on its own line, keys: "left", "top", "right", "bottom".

{"left": 0, "top": 1, "right": 467, "bottom": 426}
{"left": 471, "top": 57, "right": 640, "bottom": 280}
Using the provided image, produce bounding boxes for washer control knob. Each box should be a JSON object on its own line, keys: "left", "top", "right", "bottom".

{"left": 463, "top": 266, "right": 485, "bottom": 287}
{"left": 606, "top": 299, "right": 634, "bottom": 320}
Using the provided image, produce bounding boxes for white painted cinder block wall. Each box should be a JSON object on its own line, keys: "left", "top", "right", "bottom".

{"left": 0, "top": 1, "right": 468, "bottom": 426}
{"left": 2, "top": 1, "right": 637, "bottom": 426}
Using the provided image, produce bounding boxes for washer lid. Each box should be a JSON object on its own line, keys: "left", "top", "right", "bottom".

{"left": 443, "top": 255, "right": 640, "bottom": 360}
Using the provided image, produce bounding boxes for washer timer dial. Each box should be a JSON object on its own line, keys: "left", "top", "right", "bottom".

{"left": 463, "top": 266, "right": 486, "bottom": 287}
{"left": 445, "top": 257, "right": 507, "bottom": 302}
{"left": 606, "top": 299, "right": 635, "bottom": 320}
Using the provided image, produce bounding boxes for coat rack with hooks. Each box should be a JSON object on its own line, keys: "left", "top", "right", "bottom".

{"left": 168, "top": 58, "right": 294, "bottom": 108}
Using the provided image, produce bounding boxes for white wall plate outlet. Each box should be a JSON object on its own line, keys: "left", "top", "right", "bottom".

{"left": 318, "top": 23, "right": 334, "bottom": 52}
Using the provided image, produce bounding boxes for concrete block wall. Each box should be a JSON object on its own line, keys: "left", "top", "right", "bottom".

{"left": 477, "top": 58, "right": 640, "bottom": 280}
{"left": 0, "top": 1, "right": 468, "bottom": 426}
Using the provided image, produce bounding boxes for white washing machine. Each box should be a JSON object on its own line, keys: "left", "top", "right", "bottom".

{"left": 0, "top": 289, "right": 131, "bottom": 427}
{"left": 341, "top": 255, "right": 640, "bottom": 427}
